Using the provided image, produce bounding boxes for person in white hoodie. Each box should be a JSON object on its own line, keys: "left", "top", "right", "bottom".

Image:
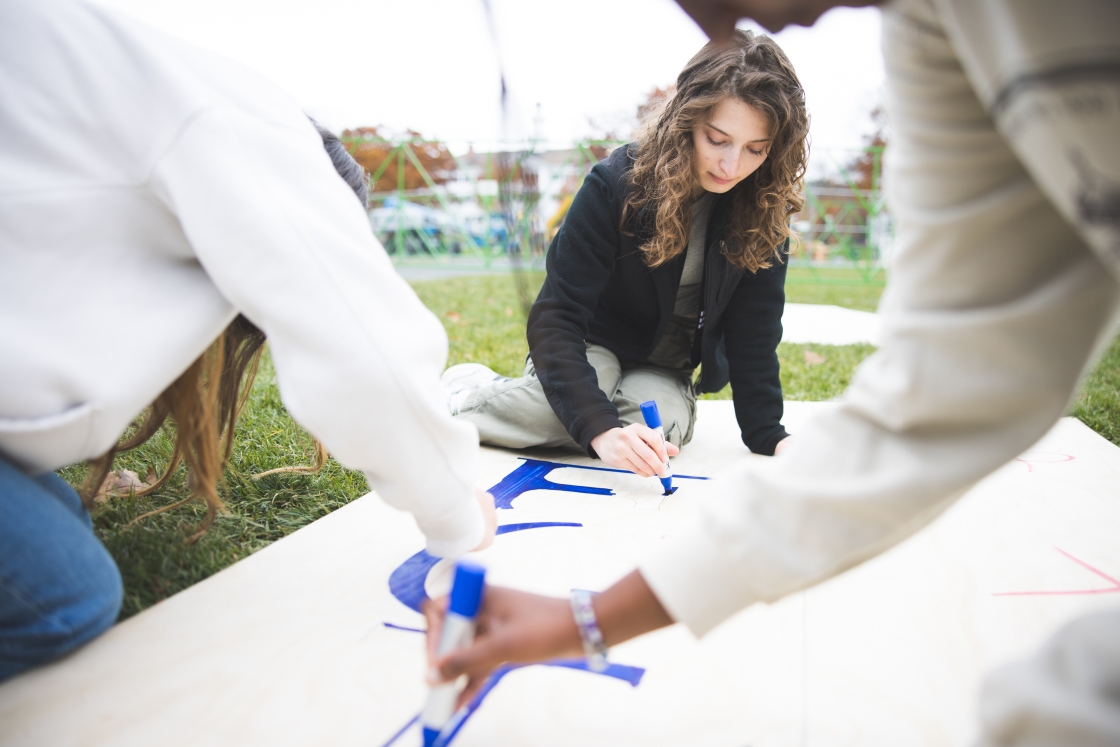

{"left": 429, "top": 0, "right": 1120, "bottom": 742}
{"left": 0, "top": 0, "right": 494, "bottom": 682}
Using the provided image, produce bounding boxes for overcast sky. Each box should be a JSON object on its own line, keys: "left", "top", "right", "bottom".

{"left": 89, "top": 0, "right": 885, "bottom": 160}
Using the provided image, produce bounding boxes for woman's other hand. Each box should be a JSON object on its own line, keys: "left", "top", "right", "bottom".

{"left": 773, "top": 435, "right": 792, "bottom": 456}
{"left": 590, "top": 424, "right": 680, "bottom": 477}
{"left": 674, "top": 0, "right": 881, "bottom": 38}
{"left": 472, "top": 489, "right": 498, "bottom": 552}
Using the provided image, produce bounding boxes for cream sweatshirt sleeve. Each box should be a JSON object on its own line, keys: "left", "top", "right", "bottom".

{"left": 640, "top": 0, "right": 1120, "bottom": 637}
{"left": 149, "top": 107, "right": 483, "bottom": 558}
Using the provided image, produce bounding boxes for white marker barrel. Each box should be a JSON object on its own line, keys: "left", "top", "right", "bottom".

{"left": 421, "top": 561, "right": 486, "bottom": 747}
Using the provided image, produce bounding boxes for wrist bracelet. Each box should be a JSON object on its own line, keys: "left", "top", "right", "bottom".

{"left": 569, "top": 590, "right": 608, "bottom": 672}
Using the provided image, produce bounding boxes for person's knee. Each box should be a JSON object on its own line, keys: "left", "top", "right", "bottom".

{"left": 616, "top": 371, "right": 696, "bottom": 446}
{"left": 0, "top": 534, "right": 122, "bottom": 682}
{"left": 34, "top": 471, "right": 92, "bottom": 527}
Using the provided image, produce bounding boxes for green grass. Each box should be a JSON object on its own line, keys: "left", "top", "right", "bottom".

{"left": 1071, "top": 336, "right": 1120, "bottom": 445}
{"left": 411, "top": 272, "right": 544, "bottom": 377}
{"left": 785, "top": 266, "right": 885, "bottom": 312}
{"left": 61, "top": 354, "right": 369, "bottom": 619}
{"left": 71, "top": 269, "right": 1120, "bottom": 619}
{"left": 699, "top": 342, "right": 878, "bottom": 402}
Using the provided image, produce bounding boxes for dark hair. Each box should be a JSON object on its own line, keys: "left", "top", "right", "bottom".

{"left": 314, "top": 121, "right": 369, "bottom": 208}
{"left": 622, "top": 30, "right": 809, "bottom": 272}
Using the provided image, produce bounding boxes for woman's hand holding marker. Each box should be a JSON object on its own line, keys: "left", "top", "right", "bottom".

{"left": 590, "top": 424, "right": 679, "bottom": 478}
{"left": 424, "top": 587, "right": 584, "bottom": 708}
{"left": 424, "top": 571, "right": 673, "bottom": 710}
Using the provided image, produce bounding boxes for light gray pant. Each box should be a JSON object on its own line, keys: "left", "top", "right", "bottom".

{"left": 455, "top": 343, "right": 696, "bottom": 452}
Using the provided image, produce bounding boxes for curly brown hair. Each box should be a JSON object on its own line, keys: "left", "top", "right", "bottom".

{"left": 622, "top": 30, "right": 809, "bottom": 273}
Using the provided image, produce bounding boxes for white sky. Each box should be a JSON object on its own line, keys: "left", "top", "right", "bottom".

{"left": 89, "top": 0, "right": 885, "bottom": 160}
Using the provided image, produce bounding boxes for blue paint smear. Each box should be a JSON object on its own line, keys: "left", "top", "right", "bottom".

{"left": 388, "top": 522, "right": 583, "bottom": 613}
{"left": 380, "top": 659, "right": 645, "bottom": 747}
{"left": 387, "top": 551, "right": 442, "bottom": 615}
{"left": 488, "top": 458, "right": 708, "bottom": 510}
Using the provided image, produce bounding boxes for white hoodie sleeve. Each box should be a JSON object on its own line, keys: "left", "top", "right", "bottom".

{"left": 149, "top": 107, "right": 483, "bottom": 558}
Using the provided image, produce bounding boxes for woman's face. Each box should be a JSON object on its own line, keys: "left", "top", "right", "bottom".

{"left": 692, "top": 98, "right": 771, "bottom": 194}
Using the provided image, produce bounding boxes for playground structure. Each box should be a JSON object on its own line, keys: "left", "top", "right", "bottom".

{"left": 341, "top": 132, "right": 890, "bottom": 288}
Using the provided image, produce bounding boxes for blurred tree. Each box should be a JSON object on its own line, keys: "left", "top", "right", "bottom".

{"left": 636, "top": 84, "right": 676, "bottom": 127}
{"left": 341, "top": 126, "right": 457, "bottom": 192}
{"left": 847, "top": 105, "right": 888, "bottom": 190}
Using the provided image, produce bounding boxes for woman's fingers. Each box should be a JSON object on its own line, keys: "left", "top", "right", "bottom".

{"left": 590, "top": 425, "right": 679, "bottom": 478}
{"left": 623, "top": 424, "right": 670, "bottom": 477}
{"left": 437, "top": 633, "right": 506, "bottom": 682}
{"left": 455, "top": 671, "right": 493, "bottom": 710}
{"left": 423, "top": 596, "right": 447, "bottom": 665}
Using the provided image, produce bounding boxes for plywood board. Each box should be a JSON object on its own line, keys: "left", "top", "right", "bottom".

{"left": 0, "top": 401, "right": 1117, "bottom": 746}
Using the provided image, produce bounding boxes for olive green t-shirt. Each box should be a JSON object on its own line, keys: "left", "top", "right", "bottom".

{"left": 645, "top": 193, "right": 712, "bottom": 373}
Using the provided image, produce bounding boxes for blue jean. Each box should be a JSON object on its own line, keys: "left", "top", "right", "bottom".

{"left": 0, "top": 455, "right": 122, "bottom": 682}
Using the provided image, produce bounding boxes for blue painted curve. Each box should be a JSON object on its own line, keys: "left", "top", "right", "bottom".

{"left": 432, "top": 660, "right": 645, "bottom": 746}
{"left": 387, "top": 522, "right": 582, "bottom": 613}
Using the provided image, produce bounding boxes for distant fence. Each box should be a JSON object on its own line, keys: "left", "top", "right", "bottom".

{"left": 789, "top": 146, "right": 889, "bottom": 287}
{"left": 345, "top": 134, "right": 890, "bottom": 285}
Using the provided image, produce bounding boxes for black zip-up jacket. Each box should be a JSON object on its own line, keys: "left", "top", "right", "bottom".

{"left": 528, "top": 144, "right": 789, "bottom": 457}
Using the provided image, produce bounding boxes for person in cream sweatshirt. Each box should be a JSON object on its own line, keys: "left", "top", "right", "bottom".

{"left": 0, "top": 0, "right": 492, "bottom": 681}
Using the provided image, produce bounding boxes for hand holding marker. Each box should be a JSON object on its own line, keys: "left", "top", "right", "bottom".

{"left": 640, "top": 400, "right": 676, "bottom": 496}
{"left": 422, "top": 561, "right": 486, "bottom": 747}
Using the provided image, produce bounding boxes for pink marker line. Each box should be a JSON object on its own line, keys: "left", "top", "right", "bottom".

{"left": 993, "top": 547, "right": 1120, "bottom": 597}
{"left": 1014, "top": 452, "right": 1075, "bottom": 473}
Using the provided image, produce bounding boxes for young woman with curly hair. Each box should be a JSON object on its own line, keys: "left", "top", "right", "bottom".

{"left": 444, "top": 29, "right": 808, "bottom": 476}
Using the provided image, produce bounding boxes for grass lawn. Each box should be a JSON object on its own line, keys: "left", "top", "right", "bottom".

{"left": 72, "top": 270, "right": 1120, "bottom": 618}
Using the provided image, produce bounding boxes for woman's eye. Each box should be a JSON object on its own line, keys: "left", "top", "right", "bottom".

{"left": 747, "top": 147, "right": 765, "bottom": 157}
{"left": 706, "top": 135, "right": 726, "bottom": 147}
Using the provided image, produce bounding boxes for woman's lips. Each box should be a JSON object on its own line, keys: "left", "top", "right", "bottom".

{"left": 707, "top": 172, "right": 734, "bottom": 185}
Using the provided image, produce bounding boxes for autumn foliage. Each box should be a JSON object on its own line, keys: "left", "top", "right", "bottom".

{"left": 340, "top": 126, "right": 457, "bottom": 192}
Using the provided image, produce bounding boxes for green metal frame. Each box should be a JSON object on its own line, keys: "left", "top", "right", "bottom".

{"left": 348, "top": 134, "right": 889, "bottom": 286}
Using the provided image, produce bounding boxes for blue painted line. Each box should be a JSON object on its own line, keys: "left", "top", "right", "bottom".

{"left": 497, "top": 521, "right": 582, "bottom": 535}
{"left": 525, "top": 459, "right": 707, "bottom": 481}
{"left": 378, "top": 713, "right": 419, "bottom": 747}
{"left": 383, "top": 622, "right": 426, "bottom": 634}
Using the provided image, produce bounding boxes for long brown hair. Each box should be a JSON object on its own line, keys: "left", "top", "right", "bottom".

{"left": 80, "top": 315, "right": 267, "bottom": 542}
{"left": 622, "top": 30, "right": 809, "bottom": 272}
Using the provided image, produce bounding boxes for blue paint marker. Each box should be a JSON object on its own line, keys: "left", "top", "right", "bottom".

{"left": 639, "top": 400, "right": 675, "bottom": 496}
{"left": 421, "top": 561, "right": 486, "bottom": 747}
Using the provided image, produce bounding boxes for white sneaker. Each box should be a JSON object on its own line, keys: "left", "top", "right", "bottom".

{"left": 441, "top": 363, "right": 510, "bottom": 414}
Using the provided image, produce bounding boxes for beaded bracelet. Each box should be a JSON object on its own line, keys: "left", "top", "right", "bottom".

{"left": 569, "top": 589, "right": 609, "bottom": 672}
